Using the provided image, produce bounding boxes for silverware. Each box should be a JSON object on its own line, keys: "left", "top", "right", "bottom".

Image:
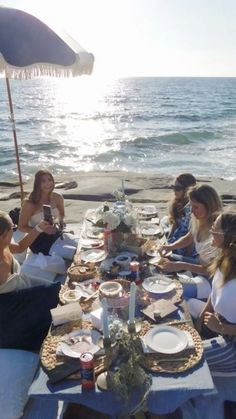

{"left": 154, "top": 357, "right": 189, "bottom": 363}
{"left": 165, "top": 319, "right": 192, "bottom": 326}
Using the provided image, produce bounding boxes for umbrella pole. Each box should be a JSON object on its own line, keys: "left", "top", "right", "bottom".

{"left": 5, "top": 76, "right": 24, "bottom": 202}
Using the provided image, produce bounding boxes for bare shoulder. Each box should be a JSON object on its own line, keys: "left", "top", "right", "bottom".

{"left": 52, "top": 191, "right": 64, "bottom": 203}
{"left": 21, "top": 198, "right": 35, "bottom": 212}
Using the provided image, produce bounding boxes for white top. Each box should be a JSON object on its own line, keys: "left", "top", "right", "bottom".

{"left": 29, "top": 208, "right": 59, "bottom": 227}
{"left": 194, "top": 234, "right": 219, "bottom": 265}
{"left": 0, "top": 257, "right": 31, "bottom": 294}
{"left": 211, "top": 269, "right": 236, "bottom": 323}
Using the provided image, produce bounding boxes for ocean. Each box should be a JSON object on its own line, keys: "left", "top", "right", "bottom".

{"left": 1, "top": 76, "right": 236, "bottom": 182}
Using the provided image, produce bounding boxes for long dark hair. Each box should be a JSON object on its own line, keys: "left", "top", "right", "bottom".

{"left": 209, "top": 212, "right": 236, "bottom": 284}
{"left": 169, "top": 173, "right": 196, "bottom": 224}
{"left": 28, "top": 170, "right": 55, "bottom": 205}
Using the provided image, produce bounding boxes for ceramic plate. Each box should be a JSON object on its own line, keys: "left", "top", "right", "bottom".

{"left": 59, "top": 330, "right": 101, "bottom": 358}
{"left": 138, "top": 206, "right": 158, "bottom": 216}
{"left": 140, "top": 224, "right": 160, "bottom": 236}
{"left": 142, "top": 275, "right": 176, "bottom": 294}
{"left": 80, "top": 249, "right": 107, "bottom": 263}
{"left": 81, "top": 238, "right": 104, "bottom": 249}
{"left": 86, "top": 227, "right": 104, "bottom": 239}
{"left": 145, "top": 325, "right": 188, "bottom": 354}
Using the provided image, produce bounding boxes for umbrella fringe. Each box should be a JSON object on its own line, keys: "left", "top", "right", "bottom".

{"left": 0, "top": 52, "right": 94, "bottom": 79}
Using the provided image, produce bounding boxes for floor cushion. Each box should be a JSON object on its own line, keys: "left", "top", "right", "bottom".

{"left": 0, "top": 349, "right": 39, "bottom": 419}
{"left": 0, "top": 281, "right": 60, "bottom": 351}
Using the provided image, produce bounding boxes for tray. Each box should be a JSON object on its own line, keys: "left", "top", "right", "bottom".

{"left": 138, "top": 321, "right": 203, "bottom": 373}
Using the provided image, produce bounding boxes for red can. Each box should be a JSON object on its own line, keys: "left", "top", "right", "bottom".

{"left": 80, "top": 352, "right": 95, "bottom": 389}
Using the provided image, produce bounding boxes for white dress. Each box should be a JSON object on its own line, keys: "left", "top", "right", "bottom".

{"left": 0, "top": 257, "right": 53, "bottom": 294}
{"left": 188, "top": 269, "right": 236, "bottom": 374}
{"left": 29, "top": 208, "right": 59, "bottom": 227}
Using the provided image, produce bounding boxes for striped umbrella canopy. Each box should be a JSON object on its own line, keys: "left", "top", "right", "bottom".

{"left": 0, "top": 6, "right": 94, "bottom": 200}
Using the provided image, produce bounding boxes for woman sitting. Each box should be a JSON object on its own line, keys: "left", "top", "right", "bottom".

{"left": 188, "top": 211, "right": 236, "bottom": 373}
{"left": 0, "top": 211, "right": 49, "bottom": 294}
{"left": 163, "top": 173, "right": 196, "bottom": 255}
{"left": 18, "top": 169, "right": 65, "bottom": 255}
{"left": 159, "top": 184, "right": 222, "bottom": 299}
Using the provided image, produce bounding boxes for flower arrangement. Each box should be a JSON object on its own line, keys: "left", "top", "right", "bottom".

{"left": 94, "top": 200, "right": 137, "bottom": 233}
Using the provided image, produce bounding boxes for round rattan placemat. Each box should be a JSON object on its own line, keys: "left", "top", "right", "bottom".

{"left": 40, "top": 320, "right": 106, "bottom": 379}
{"left": 138, "top": 320, "right": 203, "bottom": 373}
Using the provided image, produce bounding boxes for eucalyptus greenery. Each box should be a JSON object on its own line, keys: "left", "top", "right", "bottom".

{"left": 107, "top": 332, "right": 152, "bottom": 406}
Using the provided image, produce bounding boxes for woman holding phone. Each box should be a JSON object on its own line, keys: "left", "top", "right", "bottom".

{"left": 0, "top": 211, "right": 50, "bottom": 293}
{"left": 18, "top": 169, "right": 65, "bottom": 255}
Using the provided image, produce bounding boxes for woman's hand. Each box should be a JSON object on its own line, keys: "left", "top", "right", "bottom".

{"left": 203, "top": 312, "right": 223, "bottom": 334}
{"left": 37, "top": 220, "right": 56, "bottom": 234}
{"left": 159, "top": 244, "right": 173, "bottom": 257}
{"left": 159, "top": 258, "right": 180, "bottom": 273}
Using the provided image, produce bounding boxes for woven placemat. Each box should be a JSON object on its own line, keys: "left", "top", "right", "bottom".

{"left": 164, "top": 279, "right": 183, "bottom": 304}
{"left": 138, "top": 321, "right": 203, "bottom": 373}
{"left": 40, "top": 319, "right": 106, "bottom": 379}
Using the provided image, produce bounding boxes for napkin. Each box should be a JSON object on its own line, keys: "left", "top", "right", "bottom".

{"left": 141, "top": 330, "right": 195, "bottom": 353}
{"left": 56, "top": 329, "right": 101, "bottom": 357}
{"left": 141, "top": 299, "right": 178, "bottom": 321}
{"left": 50, "top": 302, "right": 82, "bottom": 326}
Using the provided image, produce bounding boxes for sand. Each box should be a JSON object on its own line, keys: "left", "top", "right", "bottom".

{"left": 1, "top": 171, "right": 236, "bottom": 223}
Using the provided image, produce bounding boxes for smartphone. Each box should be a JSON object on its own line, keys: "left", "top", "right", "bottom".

{"left": 43, "top": 204, "right": 53, "bottom": 225}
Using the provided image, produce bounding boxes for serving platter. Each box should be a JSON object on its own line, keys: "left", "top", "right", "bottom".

{"left": 138, "top": 205, "right": 158, "bottom": 217}
{"left": 140, "top": 224, "right": 160, "bottom": 236}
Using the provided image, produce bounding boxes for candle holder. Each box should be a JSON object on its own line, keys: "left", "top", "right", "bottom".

{"left": 96, "top": 336, "right": 112, "bottom": 391}
{"left": 128, "top": 321, "right": 136, "bottom": 334}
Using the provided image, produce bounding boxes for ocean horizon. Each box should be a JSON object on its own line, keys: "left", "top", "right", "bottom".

{"left": 1, "top": 76, "right": 236, "bottom": 182}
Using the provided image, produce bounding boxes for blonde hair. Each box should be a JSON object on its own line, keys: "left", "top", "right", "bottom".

{"left": 189, "top": 184, "right": 222, "bottom": 237}
{"left": 0, "top": 211, "right": 12, "bottom": 236}
{"left": 209, "top": 212, "right": 236, "bottom": 284}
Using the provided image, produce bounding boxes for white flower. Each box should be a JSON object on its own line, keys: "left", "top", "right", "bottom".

{"left": 113, "top": 189, "right": 126, "bottom": 201}
{"left": 123, "top": 213, "right": 137, "bottom": 229}
{"left": 103, "top": 210, "right": 120, "bottom": 231}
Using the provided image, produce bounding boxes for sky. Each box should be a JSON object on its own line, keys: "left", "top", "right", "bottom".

{"left": 2, "top": 0, "right": 236, "bottom": 78}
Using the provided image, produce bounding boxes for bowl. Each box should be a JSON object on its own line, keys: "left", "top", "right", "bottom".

{"left": 99, "top": 281, "right": 123, "bottom": 299}
{"left": 114, "top": 254, "right": 132, "bottom": 268}
{"left": 62, "top": 289, "right": 82, "bottom": 304}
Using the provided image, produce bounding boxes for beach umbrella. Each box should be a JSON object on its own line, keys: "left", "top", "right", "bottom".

{"left": 0, "top": 6, "right": 94, "bottom": 201}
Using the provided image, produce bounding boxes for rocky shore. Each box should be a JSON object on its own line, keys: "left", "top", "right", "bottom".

{"left": 1, "top": 171, "right": 236, "bottom": 223}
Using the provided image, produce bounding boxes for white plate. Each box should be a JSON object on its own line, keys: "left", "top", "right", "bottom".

{"left": 140, "top": 224, "right": 160, "bottom": 236}
{"left": 59, "top": 330, "right": 101, "bottom": 358}
{"left": 148, "top": 255, "right": 162, "bottom": 265}
{"left": 142, "top": 275, "right": 176, "bottom": 294}
{"left": 138, "top": 206, "right": 158, "bottom": 216}
{"left": 81, "top": 238, "right": 104, "bottom": 249}
{"left": 145, "top": 325, "right": 188, "bottom": 354}
{"left": 86, "top": 227, "right": 104, "bottom": 239}
{"left": 80, "top": 249, "right": 107, "bottom": 263}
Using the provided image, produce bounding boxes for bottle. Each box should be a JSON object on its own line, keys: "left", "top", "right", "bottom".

{"left": 103, "top": 228, "right": 112, "bottom": 253}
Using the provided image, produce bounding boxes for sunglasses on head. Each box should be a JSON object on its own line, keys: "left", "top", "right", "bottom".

{"left": 171, "top": 185, "right": 184, "bottom": 192}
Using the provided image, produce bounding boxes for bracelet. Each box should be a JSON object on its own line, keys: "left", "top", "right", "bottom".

{"left": 35, "top": 224, "right": 43, "bottom": 233}
{"left": 219, "top": 321, "right": 225, "bottom": 334}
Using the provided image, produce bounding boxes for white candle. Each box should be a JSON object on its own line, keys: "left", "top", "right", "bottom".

{"left": 101, "top": 298, "right": 109, "bottom": 339}
{"left": 128, "top": 282, "right": 137, "bottom": 324}
{"left": 121, "top": 179, "right": 125, "bottom": 194}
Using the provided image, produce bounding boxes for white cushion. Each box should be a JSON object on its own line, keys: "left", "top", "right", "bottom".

{"left": 0, "top": 349, "right": 39, "bottom": 419}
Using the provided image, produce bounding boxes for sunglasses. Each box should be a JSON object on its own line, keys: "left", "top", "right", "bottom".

{"left": 171, "top": 185, "right": 184, "bottom": 192}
